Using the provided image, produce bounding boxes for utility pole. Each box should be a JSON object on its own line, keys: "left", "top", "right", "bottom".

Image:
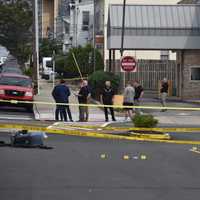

{"left": 52, "top": 50, "right": 55, "bottom": 89}
{"left": 93, "top": 0, "right": 96, "bottom": 72}
{"left": 33, "top": 0, "right": 40, "bottom": 94}
{"left": 121, "top": 0, "right": 126, "bottom": 57}
{"left": 121, "top": 0, "right": 126, "bottom": 89}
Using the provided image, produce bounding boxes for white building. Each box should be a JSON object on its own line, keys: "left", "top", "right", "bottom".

{"left": 62, "top": 0, "right": 94, "bottom": 52}
{"left": 104, "top": 0, "right": 180, "bottom": 61}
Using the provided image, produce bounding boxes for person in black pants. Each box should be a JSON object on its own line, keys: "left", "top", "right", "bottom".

{"left": 100, "top": 81, "right": 116, "bottom": 122}
{"left": 52, "top": 79, "right": 73, "bottom": 121}
{"left": 75, "top": 80, "right": 90, "bottom": 122}
{"left": 160, "top": 78, "right": 168, "bottom": 112}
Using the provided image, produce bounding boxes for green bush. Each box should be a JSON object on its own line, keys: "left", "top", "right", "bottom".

{"left": 132, "top": 115, "right": 158, "bottom": 128}
{"left": 24, "top": 67, "right": 32, "bottom": 77}
{"left": 88, "top": 70, "right": 121, "bottom": 100}
{"left": 55, "top": 44, "right": 104, "bottom": 78}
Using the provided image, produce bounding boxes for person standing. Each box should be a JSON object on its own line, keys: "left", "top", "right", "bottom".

{"left": 123, "top": 82, "right": 135, "bottom": 121}
{"left": 76, "top": 80, "right": 90, "bottom": 122}
{"left": 100, "top": 81, "right": 116, "bottom": 122}
{"left": 52, "top": 79, "right": 72, "bottom": 121}
{"left": 83, "top": 80, "right": 91, "bottom": 121}
{"left": 160, "top": 78, "right": 168, "bottom": 112}
{"left": 133, "top": 80, "right": 144, "bottom": 114}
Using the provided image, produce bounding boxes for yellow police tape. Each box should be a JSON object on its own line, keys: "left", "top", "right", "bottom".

{"left": 0, "top": 98, "right": 200, "bottom": 111}
{"left": 1, "top": 123, "right": 200, "bottom": 145}
{"left": 40, "top": 77, "right": 88, "bottom": 82}
{"left": 58, "top": 124, "right": 200, "bottom": 133}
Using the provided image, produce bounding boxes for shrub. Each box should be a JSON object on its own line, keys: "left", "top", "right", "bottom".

{"left": 55, "top": 44, "right": 104, "bottom": 78}
{"left": 88, "top": 70, "right": 121, "bottom": 100}
{"left": 132, "top": 114, "right": 158, "bottom": 128}
{"left": 24, "top": 67, "right": 32, "bottom": 77}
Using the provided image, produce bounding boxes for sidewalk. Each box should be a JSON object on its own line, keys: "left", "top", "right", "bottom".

{"left": 34, "top": 80, "right": 123, "bottom": 125}
{"left": 34, "top": 79, "right": 200, "bottom": 127}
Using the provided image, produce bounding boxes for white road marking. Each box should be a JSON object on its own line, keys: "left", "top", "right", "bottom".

{"left": 0, "top": 116, "right": 33, "bottom": 120}
{"left": 178, "top": 113, "right": 189, "bottom": 116}
{"left": 101, "top": 122, "right": 112, "bottom": 127}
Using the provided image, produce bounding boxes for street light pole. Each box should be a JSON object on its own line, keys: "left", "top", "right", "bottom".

{"left": 33, "top": 0, "right": 40, "bottom": 94}
{"left": 121, "top": 0, "right": 126, "bottom": 89}
{"left": 93, "top": 0, "right": 96, "bottom": 72}
{"left": 121, "top": 0, "right": 126, "bottom": 57}
{"left": 52, "top": 50, "right": 55, "bottom": 89}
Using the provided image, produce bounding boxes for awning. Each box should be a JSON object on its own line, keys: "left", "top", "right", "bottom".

{"left": 107, "top": 4, "right": 200, "bottom": 50}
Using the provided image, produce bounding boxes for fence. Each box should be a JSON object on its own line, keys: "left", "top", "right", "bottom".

{"left": 109, "top": 59, "right": 177, "bottom": 93}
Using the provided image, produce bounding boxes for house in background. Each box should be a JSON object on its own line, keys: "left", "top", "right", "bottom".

{"left": 38, "top": 0, "right": 95, "bottom": 53}
{"left": 67, "top": 0, "right": 94, "bottom": 49}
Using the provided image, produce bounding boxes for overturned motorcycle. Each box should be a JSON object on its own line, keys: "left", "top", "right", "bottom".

{"left": 0, "top": 130, "right": 53, "bottom": 149}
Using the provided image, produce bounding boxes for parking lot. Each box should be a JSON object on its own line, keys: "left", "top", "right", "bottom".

{"left": 0, "top": 132, "right": 200, "bottom": 200}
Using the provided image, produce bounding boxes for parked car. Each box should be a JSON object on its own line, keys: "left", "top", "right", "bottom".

{"left": 0, "top": 66, "right": 22, "bottom": 74}
{"left": 0, "top": 73, "right": 34, "bottom": 111}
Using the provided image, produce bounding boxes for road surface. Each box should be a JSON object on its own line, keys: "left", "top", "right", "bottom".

{"left": 0, "top": 131, "right": 200, "bottom": 200}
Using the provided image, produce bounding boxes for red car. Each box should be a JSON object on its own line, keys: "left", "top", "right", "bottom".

{"left": 0, "top": 73, "right": 34, "bottom": 111}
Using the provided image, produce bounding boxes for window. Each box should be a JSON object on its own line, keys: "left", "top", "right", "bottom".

{"left": 160, "top": 51, "right": 169, "bottom": 61}
{"left": 82, "top": 11, "right": 89, "bottom": 31}
{"left": 0, "top": 76, "right": 32, "bottom": 87}
{"left": 191, "top": 67, "right": 200, "bottom": 81}
{"left": 65, "top": 23, "right": 70, "bottom": 34}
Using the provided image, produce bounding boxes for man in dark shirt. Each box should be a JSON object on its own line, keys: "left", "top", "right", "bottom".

{"left": 133, "top": 81, "right": 144, "bottom": 114}
{"left": 100, "top": 81, "right": 116, "bottom": 122}
{"left": 77, "top": 80, "right": 90, "bottom": 121}
{"left": 160, "top": 78, "right": 168, "bottom": 112}
{"left": 52, "top": 79, "right": 73, "bottom": 121}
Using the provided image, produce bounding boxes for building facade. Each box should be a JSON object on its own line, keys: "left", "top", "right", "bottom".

{"left": 103, "top": 0, "right": 182, "bottom": 62}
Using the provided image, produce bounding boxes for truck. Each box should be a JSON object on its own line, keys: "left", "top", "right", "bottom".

{"left": 41, "top": 57, "right": 53, "bottom": 80}
{"left": 0, "top": 56, "right": 7, "bottom": 66}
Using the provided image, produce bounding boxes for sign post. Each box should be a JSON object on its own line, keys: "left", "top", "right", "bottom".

{"left": 121, "top": 56, "right": 137, "bottom": 72}
{"left": 121, "top": 56, "right": 137, "bottom": 88}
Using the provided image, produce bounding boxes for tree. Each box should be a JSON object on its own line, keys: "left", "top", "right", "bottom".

{"left": 39, "top": 38, "right": 61, "bottom": 63}
{"left": 55, "top": 45, "right": 104, "bottom": 78}
{"left": 0, "top": 0, "right": 32, "bottom": 65}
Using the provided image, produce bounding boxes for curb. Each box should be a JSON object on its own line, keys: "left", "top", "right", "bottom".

{"left": 1, "top": 123, "right": 200, "bottom": 145}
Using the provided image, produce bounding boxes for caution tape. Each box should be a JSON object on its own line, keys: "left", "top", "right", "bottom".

{"left": 1, "top": 123, "right": 200, "bottom": 145}
{"left": 39, "top": 77, "right": 88, "bottom": 82}
{"left": 51, "top": 123, "right": 200, "bottom": 133}
{"left": 0, "top": 98, "right": 200, "bottom": 111}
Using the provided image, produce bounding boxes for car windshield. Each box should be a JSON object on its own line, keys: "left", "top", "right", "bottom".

{"left": 0, "top": 76, "right": 32, "bottom": 87}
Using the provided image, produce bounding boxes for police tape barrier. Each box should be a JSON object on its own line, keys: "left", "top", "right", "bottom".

{"left": 51, "top": 123, "right": 200, "bottom": 133}
{"left": 0, "top": 99, "right": 200, "bottom": 111}
{"left": 39, "top": 77, "right": 88, "bottom": 82}
{"left": 1, "top": 123, "right": 200, "bottom": 145}
{"left": 0, "top": 123, "right": 169, "bottom": 140}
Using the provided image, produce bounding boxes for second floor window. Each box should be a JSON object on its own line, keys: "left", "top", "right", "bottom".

{"left": 82, "top": 11, "right": 89, "bottom": 31}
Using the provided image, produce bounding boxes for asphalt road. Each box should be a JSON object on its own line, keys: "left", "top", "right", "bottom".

{"left": 0, "top": 106, "right": 34, "bottom": 120}
{"left": 0, "top": 132, "right": 200, "bottom": 200}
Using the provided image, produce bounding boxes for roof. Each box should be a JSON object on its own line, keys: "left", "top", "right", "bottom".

{"left": 107, "top": 4, "right": 200, "bottom": 50}
{"left": 178, "top": 0, "right": 200, "bottom": 4}
{"left": 0, "top": 73, "right": 30, "bottom": 79}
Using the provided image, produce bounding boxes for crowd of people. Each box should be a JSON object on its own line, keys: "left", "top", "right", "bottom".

{"left": 52, "top": 78, "right": 168, "bottom": 122}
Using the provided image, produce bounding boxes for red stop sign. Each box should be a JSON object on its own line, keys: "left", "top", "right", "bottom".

{"left": 121, "top": 56, "right": 137, "bottom": 72}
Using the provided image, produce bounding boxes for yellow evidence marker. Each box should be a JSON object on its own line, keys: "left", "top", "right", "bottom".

{"left": 140, "top": 155, "right": 147, "bottom": 160}
{"left": 100, "top": 154, "right": 106, "bottom": 159}
{"left": 123, "top": 155, "right": 130, "bottom": 160}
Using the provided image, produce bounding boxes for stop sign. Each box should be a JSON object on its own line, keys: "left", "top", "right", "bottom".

{"left": 121, "top": 56, "right": 137, "bottom": 72}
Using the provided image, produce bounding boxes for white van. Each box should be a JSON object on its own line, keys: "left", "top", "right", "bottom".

{"left": 0, "top": 57, "right": 7, "bottom": 66}
{"left": 41, "top": 57, "right": 53, "bottom": 80}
